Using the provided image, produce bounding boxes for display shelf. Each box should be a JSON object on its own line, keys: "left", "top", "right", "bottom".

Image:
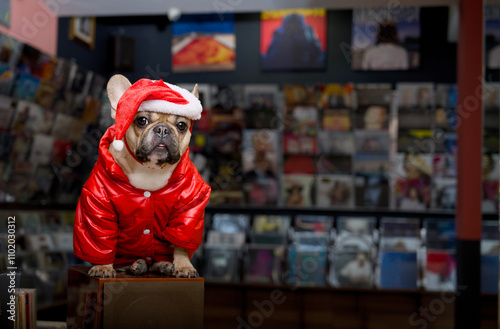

{"left": 2, "top": 203, "right": 497, "bottom": 220}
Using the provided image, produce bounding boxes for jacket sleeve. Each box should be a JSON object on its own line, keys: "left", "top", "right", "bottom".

{"left": 73, "top": 187, "right": 119, "bottom": 265}
{"left": 162, "top": 184, "right": 211, "bottom": 254}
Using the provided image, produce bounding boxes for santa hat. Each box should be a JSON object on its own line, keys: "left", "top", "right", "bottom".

{"left": 112, "top": 79, "right": 202, "bottom": 152}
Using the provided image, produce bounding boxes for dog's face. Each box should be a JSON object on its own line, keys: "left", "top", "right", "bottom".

{"left": 107, "top": 75, "right": 198, "bottom": 169}
{"left": 125, "top": 111, "right": 191, "bottom": 167}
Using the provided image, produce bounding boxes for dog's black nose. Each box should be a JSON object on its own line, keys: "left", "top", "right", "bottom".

{"left": 154, "top": 125, "right": 171, "bottom": 138}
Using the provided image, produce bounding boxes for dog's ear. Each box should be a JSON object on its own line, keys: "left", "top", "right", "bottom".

{"left": 107, "top": 74, "right": 132, "bottom": 119}
{"left": 191, "top": 84, "right": 199, "bottom": 99}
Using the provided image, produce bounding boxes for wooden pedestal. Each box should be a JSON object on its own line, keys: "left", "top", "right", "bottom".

{"left": 66, "top": 266, "right": 204, "bottom": 329}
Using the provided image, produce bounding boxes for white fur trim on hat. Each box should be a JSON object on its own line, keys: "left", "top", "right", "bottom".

{"left": 113, "top": 139, "right": 124, "bottom": 152}
{"left": 137, "top": 82, "right": 202, "bottom": 120}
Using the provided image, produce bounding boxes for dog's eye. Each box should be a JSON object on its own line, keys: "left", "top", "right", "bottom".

{"left": 136, "top": 117, "right": 148, "bottom": 126}
{"left": 176, "top": 122, "right": 187, "bottom": 131}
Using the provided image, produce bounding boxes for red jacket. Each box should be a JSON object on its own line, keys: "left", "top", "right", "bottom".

{"left": 73, "top": 125, "right": 211, "bottom": 266}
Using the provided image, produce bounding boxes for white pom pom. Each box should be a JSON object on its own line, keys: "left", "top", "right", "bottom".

{"left": 113, "top": 140, "right": 124, "bottom": 152}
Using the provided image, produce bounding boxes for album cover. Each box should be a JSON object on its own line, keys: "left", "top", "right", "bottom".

{"left": 14, "top": 73, "right": 40, "bottom": 101}
{"left": 481, "top": 221, "right": 499, "bottom": 294}
{"left": 486, "top": 5, "right": 500, "bottom": 69}
{"left": 67, "top": 63, "right": 90, "bottom": 95}
{"left": 0, "top": 62, "right": 16, "bottom": 95}
{"left": 210, "top": 111, "right": 243, "bottom": 153}
{"left": 206, "top": 231, "right": 246, "bottom": 247}
{"left": 29, "top": 134, "right": 55, "bottom": 166}
{"left": 354, "top": 173, "right": 389, "bottom": 208}
{"left": 321, "top": 109, "right": 351, "bottom": 131}
{"left": 35, "top": 53, "right": 57, "bottom": 82}
{"left": 423, "top": 218, "right": 455, "bottom": 251}
{"left": 42, "top": 211, "right": 65, "bottom": 231}
{"left": 172, "top": 14, "right": 236, "bottom": 73}
{"left": 243, "top": 84, "right": 280, "bottom": 110}
{"left": 26, "top": 233, "right": 55, "bottom": 251}
{"left": 252, "top": 215, "right": 291, "bottom": 234}
{"left": 354, "top": 131, "right": 390, "bottom": 159}
{"left": 0, "top": 34, "right": 23, "bottom": 67}
{"left": 336, "top": 216, "right": 376, "bottom": 241}
{"left": 316, "top": 155, "right": 352, "bottom": 175}
{"left": 50, "top": 113, "right": 73, "bottom": 140}
{"left": 315, "top": 174, "right": 354, "bottom": 208}
{"left": 351, "top": 7, "right": 420, "bottom": 71}
{"left": 51, "top": 232, "right": 73, "bottom": 251}
{"left": 242, "top": 129, "right": 279, "bottom": 174}
{"left": 396, "top": 83, "right": 433, "bottom": 109}
{"left": 330, "top": 247, "right": 373, "bottom": 288}
{"left": 285, "top": 245, "right": 328, "bottom": 286}
{"left": 284, "top": 105, "right": 318, "bottom": 137}
{"left": 379, "top": 217, "right": 420, "bottom": 252}
{"left": 244, "top": 244, "right": 284, "bottom": 284}
{"left": 378, "top": 251, "right": 418, "bottom": 290}
{"left": 282, "top": 174, "right": 314, "bottom": 207}
{"left": 424, "top": 251, "right": 456, "bottom": 291}
{"left": 244, "top": 107, "right": 280, "bottom": 130}
{"left": 10, "top": 132, "right": 32, "bottom": 166}
{"left": 435, "top": 84, "right": 457, "bottom": 131}
{"left": 261, "top": 9, "right": 326, "bottom": 71}
{"left": 294, "top": 215, "right": 333, "bottom": 232}
{"left": 484, "top": 131, "right": 500, "bottom": 155}
{"left": 17, "top": 44, "right": 41, "bottom": 74}
{"left": 355, "top": 86, "right": 392, "bottom": 130}
{"left": 0, "top": 131, "right": 14, "bottom": 158}
{"left": 210, "top": 213, "right": 249, "bottom": 233}
{"left": 443, "top": 132, "right": 457, "bottom": 155}
{"left": 318, "top": 83, "right": 355, "bottom": 109}
{"left": 394, "top": 153, "right": 432, "bottom": 210}
{"left": 482, "top": 154, "right": 499, "bottom": 213}
{"left": 0, "top": 97, "right": 14, "bottom": 130}
{"left": 17, "top": 212, "right": 42, "bottom": 234}
{"left": 284, "top": 155, "right": 315, "bottom": 174}
{"left": 67, "top": 118, "right": 87, "bottom": 143}
{"left": 210, "top": 84, "right": 244, "bottom": 111}
{"left": 292, "top": 231, "right": 329, "bottom": 247}
{"left": 203, "top": 247, "right": 240, "bottom": 282}
{"left": 283, "top": 133, "right": 317, "bottom": 155}
{"left": 34, "top": 81, "right": 57, "bottom": 109}
{"left": 433, "top": 177, "right": 457, "bottom": 210}
{"left": 283, "top": 84, "right": 318, "bottom": 107}
{"left": 318, "top": 131, "right": 354, "bottom": 155}
{"left": 396, "top": 83, "right": 434, "bottom": 130}
{"left": 397, "top": 129, "right": 434, "bottom": 153}
{"left": 50, "top": 58, "right": 70, "bottom": 90}
{"left": 22, "top": 102, "right": 54, "bottom": 134}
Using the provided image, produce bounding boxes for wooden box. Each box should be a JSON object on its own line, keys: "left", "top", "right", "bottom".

{"left": 66, "top": 266, "right": 204, "bottom": 329}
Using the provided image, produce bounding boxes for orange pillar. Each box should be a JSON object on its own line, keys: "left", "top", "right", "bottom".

{"left": 455, "top": 0, "right": 483, "bottom": 328}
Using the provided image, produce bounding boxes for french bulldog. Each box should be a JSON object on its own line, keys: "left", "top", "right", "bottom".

{"left": 81, "top": 74, "right": 208, "bottom": 278}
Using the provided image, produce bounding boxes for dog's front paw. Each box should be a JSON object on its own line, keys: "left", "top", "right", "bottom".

{"left": 130, "top": 259, "right": 148, "bottom": 275}
{"left": 149, "top": 261, "right": 175, "bottom": 275}
{"left": 174, "top": 265, "right": 199, "bottom": 278}
{"left": 88, "top": 265, "right": 116, "bottom": 278}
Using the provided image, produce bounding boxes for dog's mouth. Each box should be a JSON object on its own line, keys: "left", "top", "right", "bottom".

{"left": 136, "top": 142, "right": 181, "bottom": 166}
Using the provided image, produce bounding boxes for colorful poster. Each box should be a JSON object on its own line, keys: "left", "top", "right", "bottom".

{"left": 172, "top": 14, "right": 235, "bottom": 73}
{"left": 351, "top": 7, "right": 420, "bottom": 70}
{"left": 0, "top": 0, "right": 9, "bottom": 27}
{"left": 261, "top": 8, "right": 326, "bottom": 71}
{"left": 486, "top": 5, "right": 500, "bottom": 69}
